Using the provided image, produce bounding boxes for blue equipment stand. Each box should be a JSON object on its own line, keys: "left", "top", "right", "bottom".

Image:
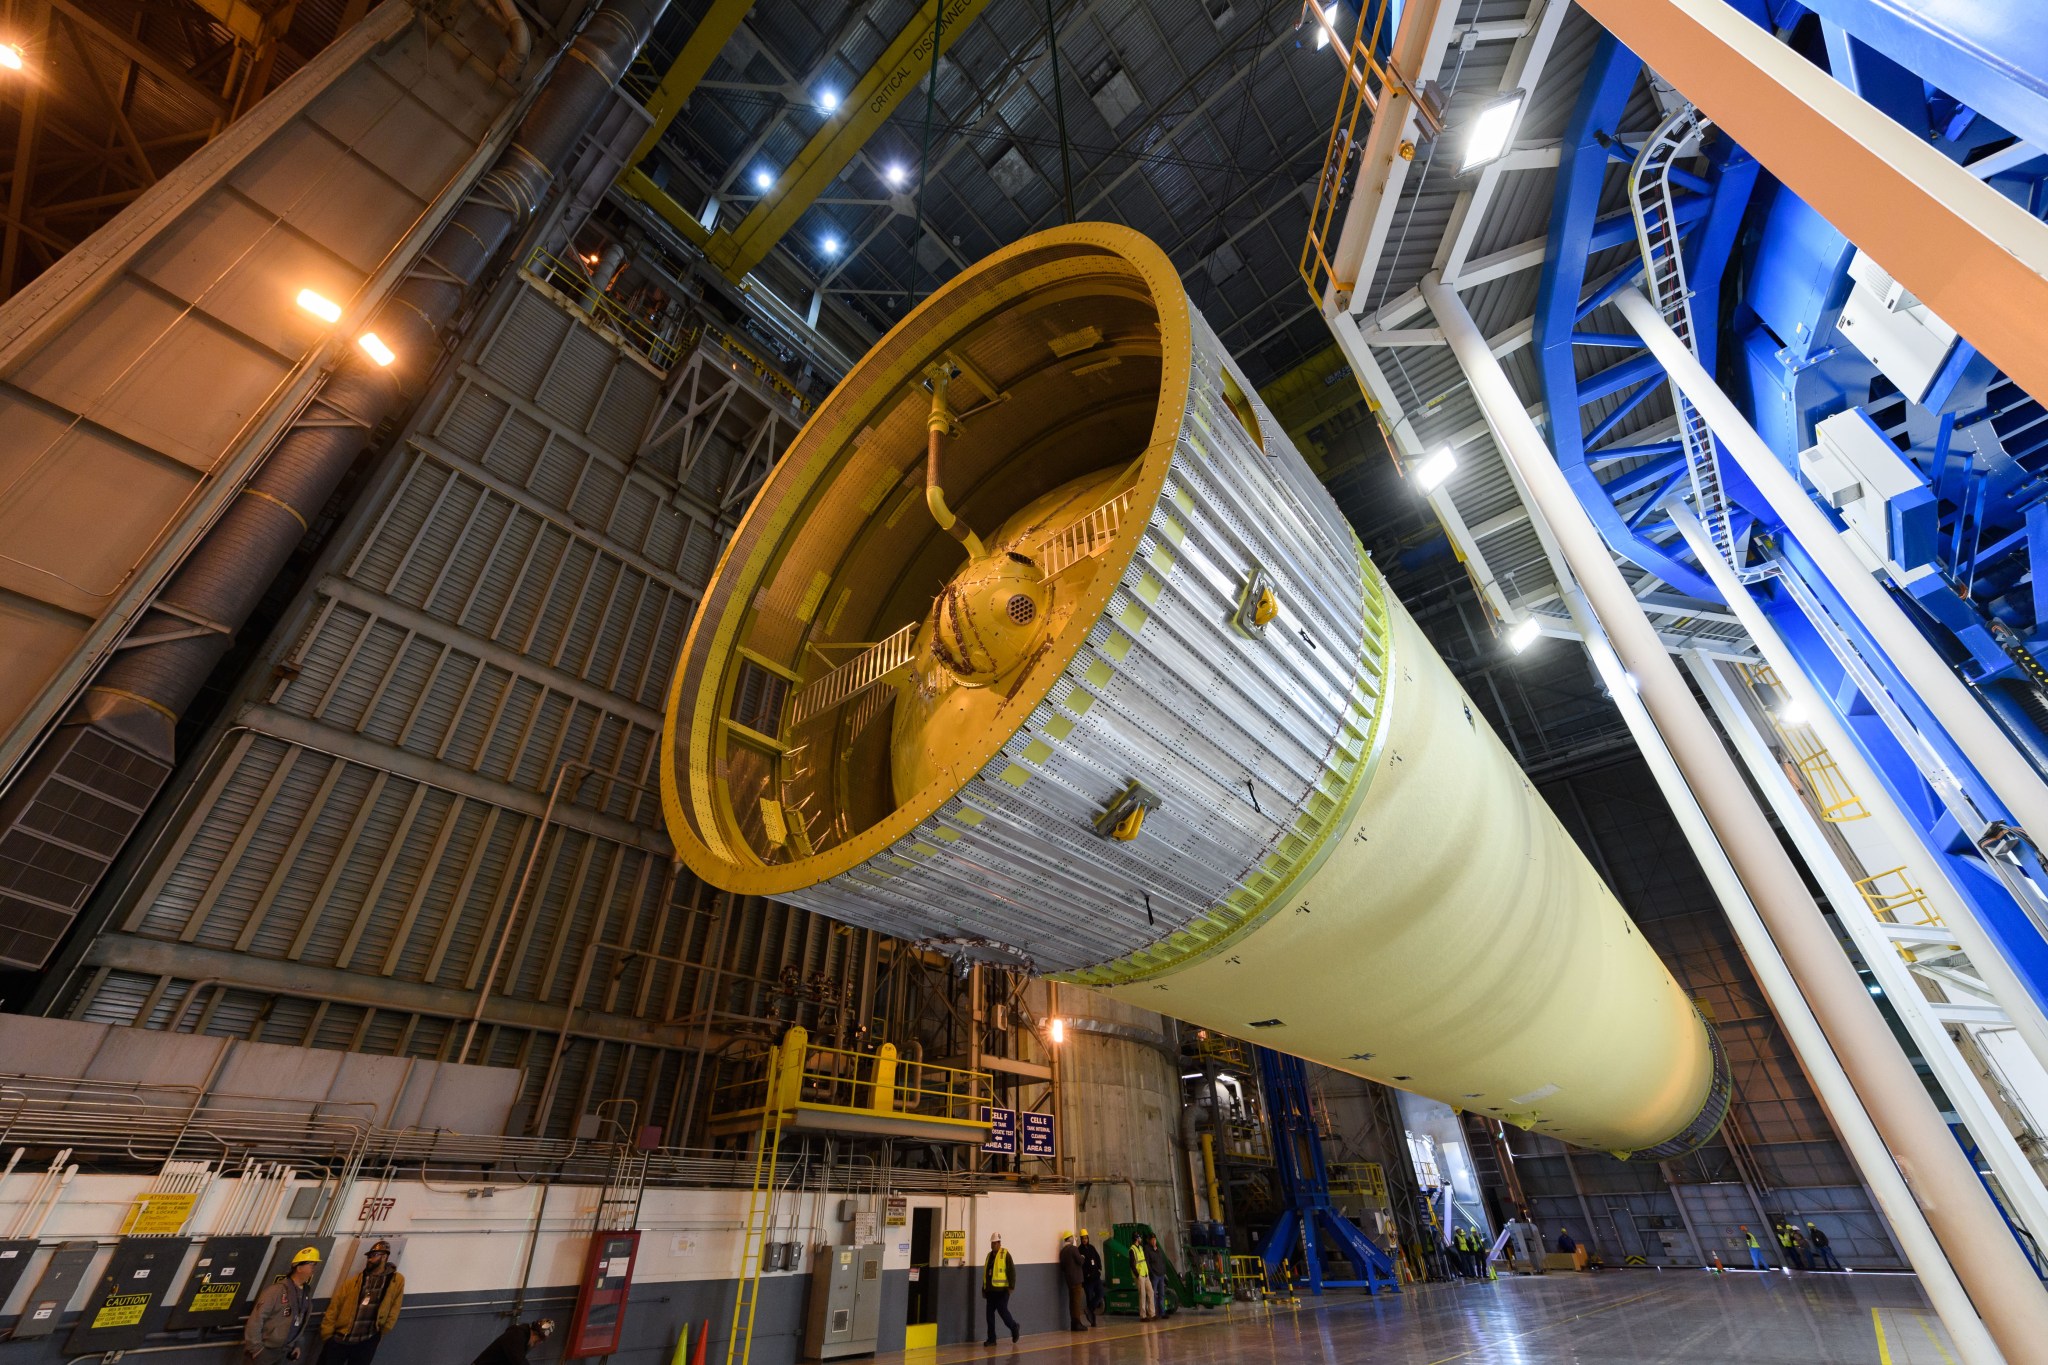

{"left": 1254, "top": 1047, "right": 1400, "bottom": 1294}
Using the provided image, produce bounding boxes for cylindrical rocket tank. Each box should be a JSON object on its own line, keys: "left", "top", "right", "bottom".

{"left": 660, "top": 225, "right": 1727, "bottom": 1157}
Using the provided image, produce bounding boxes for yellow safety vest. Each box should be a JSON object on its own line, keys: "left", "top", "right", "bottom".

{"left": 1131, "top": 1244, "right": 1149, "bottom": 1277}
{"left": 988, "top": 1251, "right": 1011, "bottom": 1289}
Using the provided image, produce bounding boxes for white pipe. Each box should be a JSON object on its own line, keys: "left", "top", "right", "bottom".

{"left": 1430, "top": 284, "right": 2003, "bottom": 1358}
{"left": 1421, "top": 270, "right": 2048, "bottom": 1363}
{"left": 1667, "top": 506, "right": 2048, "bottom": 1078}
{"left": 28, "top": 1165, "right": 75, "bottom": 1239}
{"left": 1686, "top": 642, "right": 2048, "bottom": 1257}
{"left": 1592, "top": 632, "right": 2003, "bottom": 1362}
{"left": 1614, "top": 286, "right": 2048, "bottom": 854}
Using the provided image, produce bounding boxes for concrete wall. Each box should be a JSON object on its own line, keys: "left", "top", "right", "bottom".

{"left": 1056, "top": 989, "right": 1187, "bottom": 1256}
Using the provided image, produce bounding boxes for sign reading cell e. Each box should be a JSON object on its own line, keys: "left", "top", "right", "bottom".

{"left": 1020, "top": 1111, "right": 1055, "bottom": 1158}
{"left": 64, "top": 1237, "right": 188, "bottom": 1354}
{"left": 565, "top": 1230, "right": 639, "bottom": 1358}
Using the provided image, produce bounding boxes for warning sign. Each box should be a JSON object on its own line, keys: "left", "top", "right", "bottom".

{"left": 120, "top": 1193, "right": 197, "bottom": 1236}
{"left": 90, "top": 1294, "right": 151, "bottom": 1329}
{"left": 940, "top": 1230, "right": 966, "bottom": 1262}
{"left": 186, "top": 1284, "right": 241, "bottom": 1314}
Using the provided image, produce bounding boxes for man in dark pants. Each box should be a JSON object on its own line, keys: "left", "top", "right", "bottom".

{"left": 319, "top": 1239, "right": 404, "bottom": 1363}
{"left": 1077, "top": 1230, "right": 1104, "bottom": 1325}
{"left": 1057, "top": 1232, "right": 1088, "bottom": 1331}
{"left": 1805, "top": 1221, "right": 1842, "bottom": 1270}
{"left": 469, "top": 1317, "right": 553, "bottom": 1365}
{"left": 983, "top": 1232, "right": 1020, "bottom": 1346}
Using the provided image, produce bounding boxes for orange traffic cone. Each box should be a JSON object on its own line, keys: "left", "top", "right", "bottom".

{"left": 690, "top": 1319, "right": 710, "bottom": 1365}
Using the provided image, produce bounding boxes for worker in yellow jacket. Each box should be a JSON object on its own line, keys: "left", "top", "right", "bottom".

{"left": 1131, "top": 1236, "right": 1155, "bottom": 1320}
{"left": 320, "top": 1240, "right": 405, "bottom": 1363}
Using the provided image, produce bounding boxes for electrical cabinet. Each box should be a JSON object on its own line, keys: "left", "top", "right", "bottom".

{"left": 800, "top": 1242, "right": 882, "bottom": 1361}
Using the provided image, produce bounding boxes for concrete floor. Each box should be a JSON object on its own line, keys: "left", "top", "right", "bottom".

{"left": 879, "top": 1271, "right": 1955, "bottom": 1363}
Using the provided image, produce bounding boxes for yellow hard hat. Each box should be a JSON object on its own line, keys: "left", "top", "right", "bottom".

{"left": 291, "top": 1247, "right": 322, "bottom": 1265}
{"left": 1060, "top": 1230, "right": 1073, "bottom": 1240}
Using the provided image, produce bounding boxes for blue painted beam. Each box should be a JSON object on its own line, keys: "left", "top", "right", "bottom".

{"left": 1805, "top": 0, "right": 2048, "bottom": 155}
{"left": 1579, "top": 351, "right": 1667, "bottom": 403}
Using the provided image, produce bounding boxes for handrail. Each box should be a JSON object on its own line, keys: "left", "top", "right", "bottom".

{"left": 1299, "top": 0, "right": 1400, "bottom": 305}
{"left": 524, "top": 246, "right": 683, "bottom": 369}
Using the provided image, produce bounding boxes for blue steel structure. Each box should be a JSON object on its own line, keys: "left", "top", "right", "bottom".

{"left": 1253, "top": 1046, "right": 1400, "bottom": 1295}
{"left": 1539, "top": 2, "right": 2048, "bottom": 1038}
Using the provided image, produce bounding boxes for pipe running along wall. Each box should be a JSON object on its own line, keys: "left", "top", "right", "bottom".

{"left": 0, "top": 0, "right": 672, "bottom": 970}
{"left": 660, "top": 225, "right": 1728, "bottom": 1158}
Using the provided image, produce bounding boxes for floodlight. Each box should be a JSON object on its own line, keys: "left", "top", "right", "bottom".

{"left": 1507, "top": 617, "right": 1542, "bottom": 654}
{"left": 295, "top": 289, "right": 342, "bottom": 323}
{"left": 753, "top": 168, "right": 774, "bottom": 192}
{"left": 0, "top": 44, "right": 25, "bottom": 71}
{"left": 357, "top": 332, "right": 396, "bottom": 367}
{"left": 1459, "top": 89, "right": 1526, "bottom": 173}
{"left": 817, "top": 89, "right": 839, "bottom": 113}
{"left": 1412, "top": 445, "right": 1456, "bottom": 493}
{"left": 1313, "top": 3, "right": 1338, "bottom": 49}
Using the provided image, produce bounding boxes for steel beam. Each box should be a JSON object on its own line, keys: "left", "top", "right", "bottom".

{"left": 699, "top": 0, "right": 991, "bottom": 282}
{"left": 1578, "top": 0, "right": 2048, "bottom": 406}
{"left": 627, "top": 0, "right": 755, "bottom": 169}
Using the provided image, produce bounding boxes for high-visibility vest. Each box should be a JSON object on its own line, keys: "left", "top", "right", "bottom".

{"left": 1778, "top": 1228, "right": 1795, "bottom": 1248}
{"left": 1744, "top": 1231, "right": 1759, "bottom": 1249}
{"left": 1131, "top": 1244, "right": 1149, "bottom": 1277}
{"left": 987, "top": 1250, "right": 1012, "bottom": 1289}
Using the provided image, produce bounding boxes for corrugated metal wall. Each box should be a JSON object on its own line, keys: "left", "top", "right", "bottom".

{"left": 48, "top": 263, "right": 832, "bottom": 1139}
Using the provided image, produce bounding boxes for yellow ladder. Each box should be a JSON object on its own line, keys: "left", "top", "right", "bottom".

{"left": 726, "top": 1031, "right": 799, "bottom": 1365}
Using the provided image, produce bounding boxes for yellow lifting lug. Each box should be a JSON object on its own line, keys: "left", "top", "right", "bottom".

{"left": 1092, "top": 778, "right": 1161, "bottom": 843}
{"left": 1233, "top": 563, "right": 1277, "bottom": 638}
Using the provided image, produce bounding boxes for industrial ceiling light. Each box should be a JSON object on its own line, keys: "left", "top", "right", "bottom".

{"left": 0, "top": 43, "right": 25, "bottom": 71}
{"left": 295, "top": 288, "right": 342, "bottom": 324}
{"left": 1507, "top": 617, "right": 1542, "bottom": 654}
{"left": 1458, "top": 88, "right": 1526, "bottom": 174}
{"left": 1049, "top": 1018, "right": 1065, "bottom": 1044}
{"left": 1313, "top": 3, "right": 1339, "bottom": 49}
{"left": 753, "top": 167, "right": 774, "bottom": 192}
{"left": 817, "top": 88, "right": 839, "bottom": 113}
{"left": 356, "top": 332, "right": 396, "bottom": 367}
{"left": 1412, "top": 445, "right": 1456, "bottom": 493}
{"left": 883, "top": 162, "right": 909, "bottom": 189}
{"left": 822, "top": 234, "right": 840, "bottom": 257}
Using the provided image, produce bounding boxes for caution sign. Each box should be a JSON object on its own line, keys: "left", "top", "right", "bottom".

{"left": 940, "top": 1230, "right": 966, "bottom": 1263}
{"left": 120, "top": 1192, "right": 198, "bottom": 1236}
{"left": 167, "top": 1235, "right": 271, "bottom": 1330}
{"left": 91, "top": 1293, "right": 151, "bottom": 1329}
{"left": 64, "top": 1238, "right": 184, "bottom": 1354}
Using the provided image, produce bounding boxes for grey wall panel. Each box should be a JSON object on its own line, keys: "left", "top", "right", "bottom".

{"left": 63, "top": 268, "right": 808, "bottom": 1137}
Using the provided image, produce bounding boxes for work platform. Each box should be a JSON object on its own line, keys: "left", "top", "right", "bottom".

{"left": 705, "top": 1027, "right": 995, "bottom": 1144}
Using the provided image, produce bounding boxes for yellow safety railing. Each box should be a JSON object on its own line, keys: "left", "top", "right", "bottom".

{"left": 1856, "top": 866, "right": 1944, "bottom": 965}
{"left": 1328, "top": 1161, "right": 1388, "bottom": 1205}
{"left": 1741, "top": 664, "right": 1869, "bottom": 821}
{"left": 709, "top": 1028, "right": 993, "bottom": 1129}
{"left": 695, "top": 321, "right": 812, "bottom": 414}
{"left": 1229, "top": 1254, "right": 1294, "bottom": 1304}
{"left": 1299, "top": 0, "right": 1401, "bottom": 306}
{"left": 523, "top": 247, "right": 683, "bottom": 370}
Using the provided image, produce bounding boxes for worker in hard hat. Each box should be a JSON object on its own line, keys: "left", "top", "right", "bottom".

{"left": 1740, "top": 1226, "right": 1767, "bottom": 1271}
{"left": 1077, "top": 1230, "right": 1103, "bottom": 1325}
{"left": 243, "top": 1246, "right": 319, "bottom": 1363}
{"left": 320, "top": 1238, "right": 405, "bottom": 1362}
{"left": 1058, "top": 1232, "right": 1088, "bottom": 1331}
{"left": 1130, "top": 1234, "right": 1155, "bottom": 1320}
{"left": 470, "top": 1317, "right": 554, "bottom": 1365}
{"left": 983, "top": 1232, "right": 1020, "bottom": 1345}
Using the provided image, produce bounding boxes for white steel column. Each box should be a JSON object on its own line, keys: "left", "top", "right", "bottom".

{"left": 1421, "top": 269, "right": 2048, "bottom": 1362}
{"left": 1668, "top": 505, "right": 2048, "bottom": 1078}
{"left": 1590, "top": 629, "right": 2002, "bottom": 1364}
{"left": 1615, "top": 286, "right": 2048, "bottom": 855}
{"left": 1688, "top": 649, "right": 2048, "bottom": 1254}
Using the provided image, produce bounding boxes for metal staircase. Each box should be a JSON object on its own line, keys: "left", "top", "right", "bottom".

{"left": 1630, "top": 104, "right": 1740, "bottom": 573}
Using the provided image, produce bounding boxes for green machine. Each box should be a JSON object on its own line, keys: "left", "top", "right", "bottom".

{"left": 1102, "top": 1223, "right": 1231, "bottom": 1314}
